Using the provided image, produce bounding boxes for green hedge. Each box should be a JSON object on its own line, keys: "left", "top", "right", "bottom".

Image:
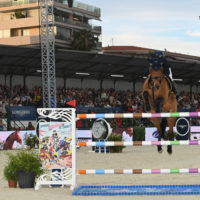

{"left": 133, "top": 126, "right": 145, "bottom": 141}
{"left": 107, "top": 134, "right": 125, "bottom": 152}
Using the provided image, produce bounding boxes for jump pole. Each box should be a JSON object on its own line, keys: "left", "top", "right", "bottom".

{"left": 78, "top": 140, "right": 200, "bottom": 147}
{"left": 78, "top": 168, "right": 200, "bottom": 174}
{"left": 77, "top": 112, "right": 200, "bottom": 119}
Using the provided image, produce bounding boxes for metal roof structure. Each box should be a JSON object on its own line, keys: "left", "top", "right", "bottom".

{"left": 0, "top": 45, "right": 200, "bottom": 85}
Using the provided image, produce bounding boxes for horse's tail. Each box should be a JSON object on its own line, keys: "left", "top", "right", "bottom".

{"left": 160, "top": 118, "right": 167, "bottom": 138}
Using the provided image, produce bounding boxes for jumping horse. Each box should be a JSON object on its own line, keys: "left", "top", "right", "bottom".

{"left": 143, "top": 64, "right": 177, "bottom": 154}
{"left": 3, "top": 129, "right": 22, "bottom": 150}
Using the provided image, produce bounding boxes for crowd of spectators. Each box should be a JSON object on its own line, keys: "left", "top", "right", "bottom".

{"left": 56, "top": 87, "right": 143, "bottom": 113}
{"left": 0, "top": 85, "right": 42, "bottom": 116}
{"left": 1, "top": 84, "right": 200, "bottom": 118}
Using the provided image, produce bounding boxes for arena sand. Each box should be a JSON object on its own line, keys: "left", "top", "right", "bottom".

{"left": 1, "top": 146, "right": 200, "bottom": 200}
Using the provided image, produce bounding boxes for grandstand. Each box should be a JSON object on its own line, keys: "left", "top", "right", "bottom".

{"left": 0, "top": 44, "right": 200, "bottom": 130}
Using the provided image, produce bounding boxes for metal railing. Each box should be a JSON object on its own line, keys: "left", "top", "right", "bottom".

{"left": 55, "top": 15, "right": 101, "bottom": 32}
{"left": 55, "top": 0, "right": 101, "bottom": 17}
{"left": 0, "top": 0, "right": 38, "bottom": 8}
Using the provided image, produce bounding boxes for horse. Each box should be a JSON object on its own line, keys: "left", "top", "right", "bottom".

{"left": 3, "top": 130, "right": 22, "bottom": 150}
{"left": 143, "top": 66, "right": 177, "bottom": 154}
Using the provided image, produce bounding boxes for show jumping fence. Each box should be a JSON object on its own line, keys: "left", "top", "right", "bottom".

{"left": 35, "top": 108, "right": 200, "bottom": 191}
{"left": 76, "top": 112, "right": 200, "bottom": 179}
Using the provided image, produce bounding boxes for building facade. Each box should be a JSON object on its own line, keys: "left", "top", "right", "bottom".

{"left": 0, "top": 0, "right": 101, "bottom": 50}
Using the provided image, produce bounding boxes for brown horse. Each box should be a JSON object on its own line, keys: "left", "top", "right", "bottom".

{"left": 3, "top": 130, "right": 22, "bottom": 150}
{"left": 143, "top": 66, "right": 177, "bottom": 154}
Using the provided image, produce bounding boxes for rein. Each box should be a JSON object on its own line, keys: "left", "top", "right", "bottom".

{"left": 148, "top": 75, "right": 172, "bottom": 102}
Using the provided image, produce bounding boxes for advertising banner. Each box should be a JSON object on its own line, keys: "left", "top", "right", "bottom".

{"left": 0, "top": 130, "right": 36, "bottom": 150}
{"left": 9, "top": 106, "right": 36, "bottom": 121}
{"left": 145, "top": 127, "right": 177, "bottom": 141}
{"left": 145, "top": 127, "right": 159, "bottom": 141}
{"left": 39, "top": 122, "right": 72, "bottom": 169}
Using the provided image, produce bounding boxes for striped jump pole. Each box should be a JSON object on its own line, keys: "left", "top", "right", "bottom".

{"left": 77, "top": 112, "right": 200, "bottom": 119}
{"left": 78, "top": 168, "right": 200, "bottom": 175}
{"left": 78, "top": 140, "right": 200, "bottom": 147}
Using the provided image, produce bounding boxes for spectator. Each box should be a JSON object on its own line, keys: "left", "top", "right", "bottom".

{"left": 122, "top": 128, "right": 133, "bottom": 141}
{"left": 26, "top": 122, "right": 35, "bottom": 130}
{"left": 0, "top": 119, "right": 4, "bottom": 131}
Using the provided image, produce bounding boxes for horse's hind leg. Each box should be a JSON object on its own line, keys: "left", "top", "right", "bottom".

{"left": 152, "top": 119, "right": 162, "bottom": 153}
{"left": 157, "top": 136, "right": 162, "bottom": 153}
{"left": 143, "top": 91, "right": 151, "bottom": 112}
{"left": 167, "top": 117, "right": 175, "bottom": 154}
{"left": 160, "top": 118, "right": 167, "bottom": 139}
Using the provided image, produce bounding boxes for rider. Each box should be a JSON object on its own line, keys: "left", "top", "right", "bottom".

{"left": 147, "top": 51, "right": 177, "bottom": 94}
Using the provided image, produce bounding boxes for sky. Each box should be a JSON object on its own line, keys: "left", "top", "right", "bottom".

{"left": 82, "top": 0, "right": 200, "bottom": 56}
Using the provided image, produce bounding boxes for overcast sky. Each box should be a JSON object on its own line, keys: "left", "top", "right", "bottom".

{"left": 82, "top": 0, "right": 200, "bottom": 56}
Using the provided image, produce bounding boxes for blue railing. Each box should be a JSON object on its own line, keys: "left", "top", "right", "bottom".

{"left": 76, "top": 106, "right": 122, "bottom": 114}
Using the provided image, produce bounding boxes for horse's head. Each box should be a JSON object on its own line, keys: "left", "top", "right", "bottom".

{"left": 14, "top": 131, "right": 22, "bottom": 144}
{"left": 3, "top": 130, "right": 22, "bottom": 150}
{"left": 149, "top": 67, "right": 164, "bottom": 90}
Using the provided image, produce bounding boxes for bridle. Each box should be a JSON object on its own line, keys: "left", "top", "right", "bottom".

{"left": 148, "top": 75, "right": 164, "bottom": 90}
{"left": 149, "top": 75, "right": 164, "bottom": 103}
{"left": 151, "top": 76, "right": 164, "bottom": 85}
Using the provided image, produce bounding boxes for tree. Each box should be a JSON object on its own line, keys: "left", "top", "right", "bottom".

{"left": 67, "top": 0, "right": 73, "bottom": 7}
{"left": 71, "top": 29, "right": 98, "bottom": 51}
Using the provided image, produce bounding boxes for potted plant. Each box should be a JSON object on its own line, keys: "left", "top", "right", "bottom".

{"left": 3, "top": 153, "right": 18, "bottom": 188}
{"left": 14, "top": 10, "right": 27, "bottom": 19}
{"left": 14, "top": 150, "right": 44, "bottom": 188}
{"left": 24, "top": 133, "right": 39, "bottom": 149}
{"left": 107, "top": 134, "right": 125, "bottom": 153}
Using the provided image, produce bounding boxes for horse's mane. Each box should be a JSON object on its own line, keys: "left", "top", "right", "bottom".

{"left": 6, "top": 131, "right": 17, "bottom": 141}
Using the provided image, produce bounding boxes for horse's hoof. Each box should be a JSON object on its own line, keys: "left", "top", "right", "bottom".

{"left": 167, "top": 150, "right": 172, "bottom": 154}
{"left": 158, "top": 149, "right": 163, "bottom": 153}
{"left": 158, "top": 150, "right": 163, "bottom": 153}
{"left": 167, "top": 147, "right": 172, "bottom": 154}
{"left": 157, "top": 145, "right": 162, "bottom": 153}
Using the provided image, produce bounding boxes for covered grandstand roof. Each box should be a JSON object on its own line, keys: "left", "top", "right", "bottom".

{"left": 0, "top": 45, "right": 200, "bottom": 85}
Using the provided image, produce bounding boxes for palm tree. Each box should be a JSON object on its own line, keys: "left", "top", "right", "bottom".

{"left": 67, "top": 0, "right": 73, "bottom": 8}
{"left": 71, "top": 29, "right": 98, "bottom": 51}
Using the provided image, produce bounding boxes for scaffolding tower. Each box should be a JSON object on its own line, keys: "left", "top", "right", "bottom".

{"left": 40, "top": 0, "right": 56, "bottom": 108}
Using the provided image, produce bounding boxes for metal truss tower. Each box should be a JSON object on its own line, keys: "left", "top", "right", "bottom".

{"left": 40, "top": 0, "right": 56, "bottom": 108}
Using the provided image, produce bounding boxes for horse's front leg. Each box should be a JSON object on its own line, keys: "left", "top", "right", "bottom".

{"left": 167, "top": 117, "right": 176, "bottom": 154}
{"left": 143, "top": 91, "right": 151, "bottom": 112}
{"left": 155, "top": 96, "right": 164, "bottom": 113}
{"left": 152, "top": 118, "right": 162, "bottom": 153}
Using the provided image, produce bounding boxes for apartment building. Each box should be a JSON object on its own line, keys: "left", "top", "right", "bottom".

{"left": 0, "top": 0, "right": 102, "bottom": 50}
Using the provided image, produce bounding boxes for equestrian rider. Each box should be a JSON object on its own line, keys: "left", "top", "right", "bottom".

{"left": 147, "top": 51, "right": 177, "bottom": 94}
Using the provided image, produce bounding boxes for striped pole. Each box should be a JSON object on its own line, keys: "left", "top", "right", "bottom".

{"left": 77, "top": 140, "right": 200, "bottom": 147}
{"left": 78, "top": 168, "right": 200, "bottom": 175}
{"left": 77, "top": 112, "right": 200, "bottom": 119}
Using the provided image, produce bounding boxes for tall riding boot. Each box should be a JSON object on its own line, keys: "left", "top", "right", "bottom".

{"left": 171, "top": 81, "right": 177, "bottom": 94}
{"left": 166, "top": 75, "right": 177, "bottom": 94}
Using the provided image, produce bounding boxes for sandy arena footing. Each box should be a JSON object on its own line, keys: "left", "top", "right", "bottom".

{"left": 1, "top": 146, "right": 200, "bottom": 200}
